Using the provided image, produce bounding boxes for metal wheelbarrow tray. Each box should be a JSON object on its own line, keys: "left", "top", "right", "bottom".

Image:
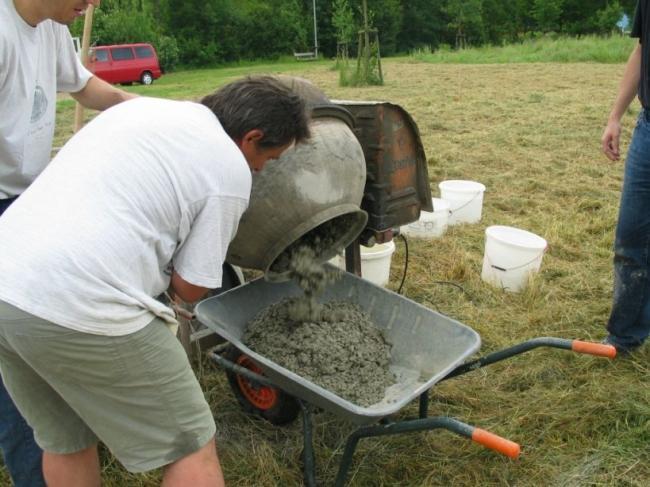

{"left": 195, "top": 266, "right": 480, "bottom": 424}
{"left": 195, "top": 267, "right": 617, "bottom": 486}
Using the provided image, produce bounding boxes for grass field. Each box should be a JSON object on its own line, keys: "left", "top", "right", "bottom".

{"left": 411, "top": 35, "right": 637, "bottom": 64}
{"left": 6, "top": 51, "right": 649, "bottom": 486}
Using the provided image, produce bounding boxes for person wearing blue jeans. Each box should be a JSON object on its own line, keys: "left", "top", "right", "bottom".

{"left": 1, "top": 195, "right": 43, "bottom": 487}
{"left": 601, "top": 0, "right": 650, "bottom": 354}
{"left": 0, "top": 374, "right": 43, "bottom": 487}
{"left": 1, "top": 0, "right": 135, "bottom": 483}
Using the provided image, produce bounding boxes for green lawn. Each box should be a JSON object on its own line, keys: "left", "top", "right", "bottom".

{"left": 411, "top": 34, "right": 637, "bottom": 64}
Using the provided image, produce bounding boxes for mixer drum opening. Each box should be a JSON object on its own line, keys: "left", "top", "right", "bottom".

{"left": 265, "top": 209, "right": 367, "bottom": 281}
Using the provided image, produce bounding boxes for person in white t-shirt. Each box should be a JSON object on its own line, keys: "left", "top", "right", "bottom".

{"left": 0, "top": 75, "right": 310, "bottom": 486}
{"left": 1, "top": 0, "right": 137, "bottom": 206}
{"left": 0, "top": 1, "right": 136, "bottom": 485}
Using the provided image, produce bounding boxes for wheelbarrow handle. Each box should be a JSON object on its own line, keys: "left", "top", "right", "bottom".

{"left": 571, "top": 340, "right": 617, "bottom": 359}
{"left": 442, "top": 337, "right": 617, "bottom": 382}
{"left": 471, "top": 428, "right": 521, "bottom": 459}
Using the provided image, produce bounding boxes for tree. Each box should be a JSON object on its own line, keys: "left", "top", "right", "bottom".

{"left": 67, "top": 0, "right": 640, "bottom": 69}
{"left": 397, "top": 0, "right": 449, "bottom": 51}
{"left": 482, "top": 0, "right": 520, "bottom": 44}
{"left": 444, "top": 0, "right": 484, "bottom": 48}
{"left": 332, "top": 0, "right": 356, "bottom": 60}
{"left": 332, "top": 0, "right": 356, "bottom": 46}
{"left": 166, "top": 0, "right": 228, "bottom": 64}
{"left": 235, "top": 0, "right": 308, "bottom": 59}
{"left": 366, "top": 0, "right": 402, "bottom": 55}
{"left": 593, "top": 1, "right": 625, "bottom": 34}
{"left": 532, "top": 0, "right": 564, "bottom": 33}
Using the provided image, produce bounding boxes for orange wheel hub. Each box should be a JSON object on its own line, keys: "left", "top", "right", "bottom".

{"left": 235, "top": 355, "right": 278, "bottom": 410}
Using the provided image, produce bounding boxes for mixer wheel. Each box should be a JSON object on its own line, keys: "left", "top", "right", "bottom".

{"left": 224, "top": 347, "right": 300, "bottom": 425}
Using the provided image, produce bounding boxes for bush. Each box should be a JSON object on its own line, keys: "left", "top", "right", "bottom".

{"left": 155, "top": 35, "right": 179, "bottom": 73}
{"left": 176, "top": 37, "right": 225, "bottom": 67}
{"left": 592, "top": 1, "right": 625, "bottom": 34}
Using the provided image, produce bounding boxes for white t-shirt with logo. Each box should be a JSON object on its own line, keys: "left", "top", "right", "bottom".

{"left": 0, "top": 97, "right": 252, "bottom": 336}
{"left": 0, "top": 0, "right": 92, "bottom": 198}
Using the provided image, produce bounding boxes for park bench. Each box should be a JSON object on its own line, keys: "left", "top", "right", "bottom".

{"left": 293, "top": 51, "right": 316, "bottom": 61}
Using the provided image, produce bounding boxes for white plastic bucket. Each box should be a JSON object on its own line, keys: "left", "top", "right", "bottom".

{"left": 481, "top": 225, "right": 547, "bottom": 292}
{"left": 439, "top": 180, "right": 486, "bottom": 225}
{"left": 401, "top": 198, "right": 450, "bottom": 238}
{"left": 360, "top": 241, "right": 395, "bottom": 286}
{"left": 328, "top": 240, "right": 396, "bottom": 287}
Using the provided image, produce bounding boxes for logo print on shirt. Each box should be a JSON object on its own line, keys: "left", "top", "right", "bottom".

{"left": 30, "top": 85, "right": 48, "bottom": 123}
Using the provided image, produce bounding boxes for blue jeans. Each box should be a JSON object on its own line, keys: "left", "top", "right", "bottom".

{"left": 606, "top": 109, "right": 650, "bottom": 350}
{"left": 0, "top": 377, "right": 44, "bottom": 486}
{"left": 0, "top": 196, "right": 45, "bottom": 486}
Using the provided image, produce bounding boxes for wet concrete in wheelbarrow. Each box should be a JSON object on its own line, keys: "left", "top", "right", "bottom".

{"left": 243, "top": 247, "right": 395, "bottom": 407}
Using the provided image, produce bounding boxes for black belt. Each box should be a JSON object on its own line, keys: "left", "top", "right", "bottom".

{"left": 0, "top": 195, "right": 19, "bottom": 214}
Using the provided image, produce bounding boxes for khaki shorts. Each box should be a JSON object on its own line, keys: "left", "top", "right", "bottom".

{"left": 0, "top": 300, "right": 216, "bottom": 473}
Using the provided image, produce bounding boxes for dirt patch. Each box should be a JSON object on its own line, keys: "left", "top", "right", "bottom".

{"left": 243, "top": 246, "right": 394, "bottom": 406}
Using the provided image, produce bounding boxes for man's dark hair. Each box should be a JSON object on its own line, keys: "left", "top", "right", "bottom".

{"left": 201, "top": 76, "right": 310, "bottom": 148}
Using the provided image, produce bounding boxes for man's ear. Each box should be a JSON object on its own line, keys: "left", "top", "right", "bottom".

{"left": 242, "top": 129, "right": 264, "bottom": 144}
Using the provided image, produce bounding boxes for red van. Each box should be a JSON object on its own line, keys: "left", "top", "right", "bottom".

{"left": 89, "top": 43, "right": 162, "bottom": 85}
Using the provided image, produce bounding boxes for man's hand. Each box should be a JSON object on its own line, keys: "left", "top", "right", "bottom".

{"left": 601, "top": 43, "right": 641, "bottom": 162}
{"left": 602, "top": 119, "right": 622, "bottom": 161}
{"left": 164, "top": 292, "right": 196, "bottom": 320}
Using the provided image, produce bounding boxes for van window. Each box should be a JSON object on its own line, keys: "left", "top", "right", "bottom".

{"left": 111, "top": 47, "right": 134, "bottom": 61}
{"left": 134, "top": 46, "right": 154, "bottom": 59}
{"left": 94, "top": 49, "right": 109, "bottom": 62}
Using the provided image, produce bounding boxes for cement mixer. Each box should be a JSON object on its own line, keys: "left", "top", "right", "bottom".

{"left": 226, "top": 102, "right": 368, "bottom": 282}
{"left": 226, "top": 76, "right": 432, "bottom": 281}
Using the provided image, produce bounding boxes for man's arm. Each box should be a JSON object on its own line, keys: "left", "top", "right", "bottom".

{"left": 70, "top": 75, "right": 138, "bottom": 111}
{"left": 602, "top": 42, "right": 642, "bottom": 161}
{"left": 170, "top": 269, "right": 209, "bottom": 303}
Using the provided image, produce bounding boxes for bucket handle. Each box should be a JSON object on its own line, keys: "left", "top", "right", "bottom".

{"left": 448, "top": 192, "right": 482, "bottom": 214}
{"left": 486, "top": 248, "right": 547, "bottom": 272}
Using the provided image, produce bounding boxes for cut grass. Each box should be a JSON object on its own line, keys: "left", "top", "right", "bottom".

{"left": 5, "top": 56, "right": 649, "bottom": 486}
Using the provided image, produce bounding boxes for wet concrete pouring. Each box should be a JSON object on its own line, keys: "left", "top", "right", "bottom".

{"left": 243, "top": 246, "right": 395, "bottom": 407}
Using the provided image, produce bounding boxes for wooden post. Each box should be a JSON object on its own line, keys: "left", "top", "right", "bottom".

{"left": 73, "top": 5, "right": 95, "bottom": 132}
{"left": 312, "top": 0, "right": 318, "bottom": 58}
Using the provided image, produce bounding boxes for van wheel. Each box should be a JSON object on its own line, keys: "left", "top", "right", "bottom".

{"left": 140, "top": 71, "right": 153, "bottom": 85}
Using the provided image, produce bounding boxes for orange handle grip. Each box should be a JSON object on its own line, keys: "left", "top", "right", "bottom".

{"left": 471, "top": 428, "right": 520, "bottom": 459}
{"left": 571, "top": 340, "right": 616, "bottom": 359}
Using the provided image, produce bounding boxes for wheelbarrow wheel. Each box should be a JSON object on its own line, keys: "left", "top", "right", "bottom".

{"left": 223, "top": 347, "right": 300, "bottom": 426}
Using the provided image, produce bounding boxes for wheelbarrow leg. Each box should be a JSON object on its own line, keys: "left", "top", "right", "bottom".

{"left": 333, "top": 417, "right": 520, "bottom": 487}
{"left": 299, "top": 400, "right": 317, "bottom": 487}
{"left": 419, "top": 391, "right": 429, "bottom": 418}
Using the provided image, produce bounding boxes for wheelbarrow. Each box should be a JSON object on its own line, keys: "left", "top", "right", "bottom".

{"left": 195, "top": 266, "right": 616, "bottom": 486}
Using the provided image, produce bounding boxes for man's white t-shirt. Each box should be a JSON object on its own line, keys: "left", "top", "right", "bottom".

{"left": 0, "top": 0, "right": 92, "bottom": 198}
{"left": 0, "top": 97, "right": 252, "bottom": 336}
